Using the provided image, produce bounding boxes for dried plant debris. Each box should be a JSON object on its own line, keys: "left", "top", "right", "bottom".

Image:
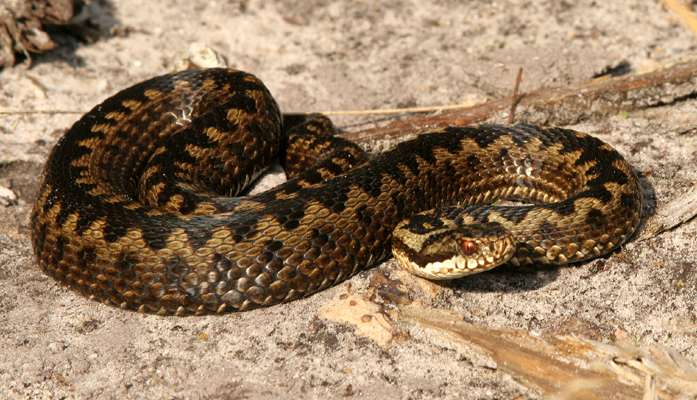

{"left": 639, "top": 184, "right": 697, "bottom": 241}
{"left": 0, "top": 0, "right": 79, "bottom": 67}
{"left": 344, "top": 58, "right": 697, "bottom": 147}
{"left": 401, "top": 307, "right": 697, "bottom": 400}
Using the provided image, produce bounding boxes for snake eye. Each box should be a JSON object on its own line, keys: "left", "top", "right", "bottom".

{"left": 460, "top": 240, "right": 477, "bottom": 255}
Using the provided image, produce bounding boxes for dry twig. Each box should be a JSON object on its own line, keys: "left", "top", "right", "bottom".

{"left": 508, "top": 67, "right": 524, "bottom": 124}
{"left": 639, "top": 184, "right": 697, "bottom": 241}
{"left": 342, "top": 58, "right": 697, "bottom": 146}
{"left": 401, "top": 306, "right": 697, "bottom": 399}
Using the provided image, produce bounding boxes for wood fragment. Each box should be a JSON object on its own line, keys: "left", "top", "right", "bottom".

{"left": 638, "top": 184, "right": 697, "bottom": 241}
{"left": 317, "top": 102, "right": 484, "bottom": 116}
{"left": 400, "top": 306, "right": 697, "bottom": 399}
{"left": 343, "top": 58, "right": 697, "bottom": 147}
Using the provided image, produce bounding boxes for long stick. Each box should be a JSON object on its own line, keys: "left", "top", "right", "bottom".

{"left": 343, "top": 58, "right": 697, "bottom": 145}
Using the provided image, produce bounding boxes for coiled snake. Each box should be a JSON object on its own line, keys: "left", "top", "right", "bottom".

{"left": 30, "top": 68, "right": 643, "bottom": 315}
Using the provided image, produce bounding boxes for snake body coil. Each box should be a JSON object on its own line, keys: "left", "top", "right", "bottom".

{"left": 30, "top": 68, "right": 643, "bottom": 315}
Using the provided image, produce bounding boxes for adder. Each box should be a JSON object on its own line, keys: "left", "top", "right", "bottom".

{"left": 30, "top": 68, "right": 643, "bottom": 315}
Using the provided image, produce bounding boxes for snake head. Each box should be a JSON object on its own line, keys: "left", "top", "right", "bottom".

{"left": 391, "top": 218, "right": 517, "bottom": 280}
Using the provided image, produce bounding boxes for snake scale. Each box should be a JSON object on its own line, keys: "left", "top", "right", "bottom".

{"left": 30, "top": 68, "right": 643, "bottom": 315}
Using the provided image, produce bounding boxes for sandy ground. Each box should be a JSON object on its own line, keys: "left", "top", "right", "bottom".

{"left": 1, "top": 0, "right": 697, "bottom": 399}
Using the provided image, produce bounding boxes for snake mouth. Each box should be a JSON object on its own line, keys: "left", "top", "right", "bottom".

{"left": 391, "top": 221, "right": 517, "bottom": 280}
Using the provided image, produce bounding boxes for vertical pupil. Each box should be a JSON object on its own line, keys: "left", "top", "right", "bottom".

{"left": 461, "top": 241, "right": 476, "bottom": 255}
